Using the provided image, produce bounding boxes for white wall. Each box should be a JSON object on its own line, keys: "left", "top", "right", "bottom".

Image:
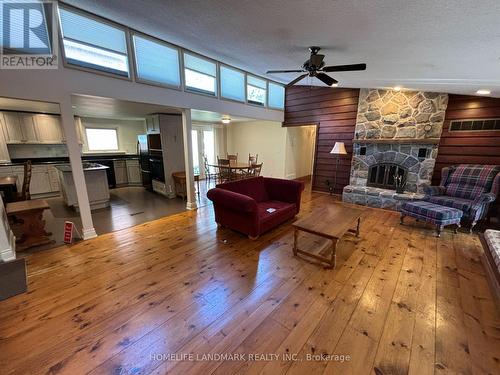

{"left": 159, "top": 114, "right": 185, "bottom": 197}
{"left": 79, "top": 117, "right": 146, "bottom": 155}
{"left": 226, "top": 120, "right": 287, "bottom": 178}
{"left": 284, "top": 126, "right": 316, "bottom": 179}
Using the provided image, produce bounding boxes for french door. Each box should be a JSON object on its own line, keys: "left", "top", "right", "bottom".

{"left": 191, "top": 126, "right": 215, "bottom": 179}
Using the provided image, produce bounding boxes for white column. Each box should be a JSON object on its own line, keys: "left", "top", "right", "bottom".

{"left": 59, "top": 97, "right": 97, "bottom": 239}
{"left": 181, "top": 109, "right": 197, "bottom": 210}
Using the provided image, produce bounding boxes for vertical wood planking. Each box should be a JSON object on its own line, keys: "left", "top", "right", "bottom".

{"left": 284, "top": 87, "right": 360, "bottom": 193}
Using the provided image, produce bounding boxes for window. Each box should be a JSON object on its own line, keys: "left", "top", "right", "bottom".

{"left": 133, "top": 34, "right": 180, "bottom": 87}
{"left": 183, "top": 52, "right": 217, "bottom": 95}
{"left": 85, "top": 128, "right": 118, "bottom": 151}
{"left": 268, "top": 82, "right": 285, "bottom": 109}
{"left": 58, "top": 7, "right": 129, "bottom": 76}
{"left": 220, "top": 66, "right": 245, "bottom": 102}
{"left": 247, "top": 76, "right": 266, "bottom": 106}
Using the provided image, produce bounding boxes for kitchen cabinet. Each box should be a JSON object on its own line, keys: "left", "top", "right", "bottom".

{"left": 114, "top": 160, "right": 128, "bottom": 186}
{"left": 34, "top": 114, "right": 64, "bottom": 143}
{"left": 0, "top": 115, "right": 11, "bottom": 162}
{"left": 30, "top": 165, "right": 52, "bottom": 195}
{"left": 18, "top": 114, "right": 37, "bottom": 142}
{"left": 126, "top": 159, "right": 142, "bottom": 185}
{"left": 2, "top": 113, "right": 24, "bottom": 143}
{"left": 0, "top": 111, "right": 82, "bottom": 145}
{"left": 146, "top": 115, "right": 160, "bottom": 134}
{"left": 11, "top": 166, "right": 25, "bottom": 191}
{"left": 48, "top": 166, "right": 60, "bottom": 192}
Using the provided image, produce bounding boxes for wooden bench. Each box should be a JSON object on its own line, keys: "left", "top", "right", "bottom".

{"left": 6, "top": 199, "right": 54, "bottom": 250}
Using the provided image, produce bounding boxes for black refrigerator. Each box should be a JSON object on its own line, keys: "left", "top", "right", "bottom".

{"left": 138, "top": 134, "right": 164, "bottom": 191}
{"left": 137, "top": 135, "right": 152, "bottom": 191}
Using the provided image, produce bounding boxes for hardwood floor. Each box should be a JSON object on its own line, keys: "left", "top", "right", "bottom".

{"left": 0, "top": 189, "right": 499, "bottom": 375}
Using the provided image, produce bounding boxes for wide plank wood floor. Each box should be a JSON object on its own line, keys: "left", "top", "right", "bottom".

{"left": 1, "top": 189, "right": 499, "bottom": 375}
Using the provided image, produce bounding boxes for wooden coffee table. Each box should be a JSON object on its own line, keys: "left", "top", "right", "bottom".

{"left": 292, "top": 203, "right": 365, "bottom": 269}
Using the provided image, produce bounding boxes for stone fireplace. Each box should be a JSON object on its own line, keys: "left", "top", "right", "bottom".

{"left": 343, "top": 88, "right": 449, "bottom": 210}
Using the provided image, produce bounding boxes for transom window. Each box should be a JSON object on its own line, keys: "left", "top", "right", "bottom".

{"left": 247, "top": 76, "right": 266, "bottom": 106}
{"left": 220, "top": 65, "right": 245, "bottom": 102}
{"left": 133, "top": 34, "right": 180, "bottom": 87}
{"left": 58, "top": 7, "right": 129, "bottom": 77}
{"left": 268, "top": 82, "right": 285, "bottom": 109}
{"left": 85, "top": 128, "right": 119, "bottom": 151}
{"left": 183, "top": 53, "right": 217, "bottom": 95}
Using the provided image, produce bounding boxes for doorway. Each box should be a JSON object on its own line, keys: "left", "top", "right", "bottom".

{"left": 192, "top": 125, "right": 215, "bottom": 178}
{"left": 284, "top": 125, "right": 317, "bottom": 182}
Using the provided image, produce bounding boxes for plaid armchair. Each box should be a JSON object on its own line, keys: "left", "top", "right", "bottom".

{"left": 423, "top": 164, "right": 500, "bottom": 230}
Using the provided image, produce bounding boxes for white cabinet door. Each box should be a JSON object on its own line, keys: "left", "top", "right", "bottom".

{"left": 2, "top": 112, "right": 23, "bottom": 143}
{"left": 0, "top": 115, "right": 11, "bottom": 162}
{"left": 12, "top": 166, "right": 25, "bottom": 191}
{"left": 30, "top": 166, "right": 51, "bottom": 195}
{"left": 34, "top": 114, "right": 63, "bottom": 143}
{"left": 18, "top": 113, "right": 38, "bottom": 142}
{"left": 48, "top": 166, "right": 60, "bottom": 192}
{"left": 126, "top": 160, "right": 142, "bottom": 185}
{"left": 114, "top": 160, "right": 128, "bottom": 185}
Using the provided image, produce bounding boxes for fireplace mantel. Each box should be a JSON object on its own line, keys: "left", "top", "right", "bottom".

{"left": 352, "top": 138, "right": 440, "bottom": 145}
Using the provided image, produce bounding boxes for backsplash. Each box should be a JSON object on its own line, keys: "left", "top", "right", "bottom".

{"left": 7, "top": 144, "right": 71, "bottom": 159}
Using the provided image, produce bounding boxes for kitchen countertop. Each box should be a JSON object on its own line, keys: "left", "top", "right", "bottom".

{"left": 0, "top": 154, "right": 139, "bottom": 167}
{"left": 56, "top": 162, "right": 110, "bottom": 172}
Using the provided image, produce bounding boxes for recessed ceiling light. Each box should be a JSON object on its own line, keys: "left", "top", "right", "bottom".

{"left": 476, "top": 89, "right": 491, "bottom": 95}
{"left": 331, "top": 83, "right": 339, "bottom": 88}
{"left": 221, "top": 116, "right": 231, "bottom": 124}
{"left": 393, "top": 86, "right": 402, "bottom": 91}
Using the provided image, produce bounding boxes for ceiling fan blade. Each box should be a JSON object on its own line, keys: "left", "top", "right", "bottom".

{"left": 309, "top": 54, "right": 325, "bottom": 67}
{"left": 286, "top": 74, "right": 308, "bottom": 87}
{"left": 316, "top": 73, "right": 338, "bottom": 86}
{"left": 266, "top": 69, "right": 305, "bottom": 74}
{"left": 322, "top": 63, "right": 367, "bottom": 72}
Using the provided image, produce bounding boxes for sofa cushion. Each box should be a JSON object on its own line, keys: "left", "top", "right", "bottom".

{"left": 402, "top": 201, "right": 463, "bottom": 221}
{"left": 445, "top": 165, "right": 500, "bottom": 200}
{"left": 217, "top": 177, "right": 269, "bottom": 202}
{"left": 257, "top": 200, "right": 297, "bottom": 233}
{"left": 426, "top": 195, "right": 473, "bottom": 215}
{"left": 484, "top": 230, "right": 500, "bottom": 274}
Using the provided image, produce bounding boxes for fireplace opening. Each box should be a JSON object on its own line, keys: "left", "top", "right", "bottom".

{"left": 367, "top": 163, "right": 407, "bottom": 190}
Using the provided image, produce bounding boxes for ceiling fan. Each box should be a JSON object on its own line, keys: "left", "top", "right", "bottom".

{"left": 266, "top": 47, "right": 366, "bottom": 87}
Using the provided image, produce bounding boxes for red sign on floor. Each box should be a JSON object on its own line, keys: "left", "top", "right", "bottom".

{"left": 63, "top": 221, "right": 74, "bottom": 244}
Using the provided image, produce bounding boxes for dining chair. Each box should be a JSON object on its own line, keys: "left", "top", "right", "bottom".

{"left": 248, "top": 154, "right": 258, "bottom": 165}
{"left": 251, "top": 163, "right": 263, "bottom": 177}
{"left": 16, "top": 161, "right": 32, "bottom": 201}
{"left": 203, "top": 155, "right": 217, "bottom": 184}
{"left": 227, "top": 153, "right": 238, "bottom": 162}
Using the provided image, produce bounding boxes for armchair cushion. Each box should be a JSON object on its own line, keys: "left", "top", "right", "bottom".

{"left": 423, "top": 185, "right": 446, "bottom": 196}
{"left": 445, "top": 165, "right": 500, "bottom": 200}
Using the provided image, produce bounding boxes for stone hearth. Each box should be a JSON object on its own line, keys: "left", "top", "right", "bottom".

{"left": 343, "top": 88, "right": 449, "bottom": 211}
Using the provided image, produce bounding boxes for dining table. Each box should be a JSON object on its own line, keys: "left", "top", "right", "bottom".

{"left": 0, "top": 176, "right": 18, "bottom": 203}
{"left": 208, "top": 162, "right": 253, "bottom": 171}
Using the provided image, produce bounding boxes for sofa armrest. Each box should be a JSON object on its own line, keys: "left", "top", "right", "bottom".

{"left": 423, "top": 184, "right": 446, "bottom": 196}
{"left": 473, "top": 192, "right": 497, "bottom": 206}
{"left": 264, "top": 178, "right": 304, "bottom": 211}
{"left": 207, "top": 188, "right": 258, "bottom": 213}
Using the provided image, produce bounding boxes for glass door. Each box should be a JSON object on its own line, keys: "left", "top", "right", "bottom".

{"left": 192, "top": 126, "right": 215, "bottom": 179}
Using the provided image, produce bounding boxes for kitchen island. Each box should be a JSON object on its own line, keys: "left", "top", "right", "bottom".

{"left": 56, "top": 163, "right": 110, "bottom": 211}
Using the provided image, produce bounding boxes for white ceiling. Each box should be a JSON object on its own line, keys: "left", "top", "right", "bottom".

{"left": 0, "top": 96, "right": 252, "bottom": 124}
{"left": 65, "top": 0, "right": 500, "bottom": 97}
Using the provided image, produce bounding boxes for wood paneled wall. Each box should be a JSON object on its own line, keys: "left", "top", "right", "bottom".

{"left": 432, "top": 94, "right": 500, "bottom": 184}
{"left": 284, "top": 86, "right": 360, "bottom": 193}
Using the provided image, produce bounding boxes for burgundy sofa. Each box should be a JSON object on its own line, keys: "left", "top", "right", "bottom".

{"left": 207, "top": 177, "right": 304, "bottom": 239}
